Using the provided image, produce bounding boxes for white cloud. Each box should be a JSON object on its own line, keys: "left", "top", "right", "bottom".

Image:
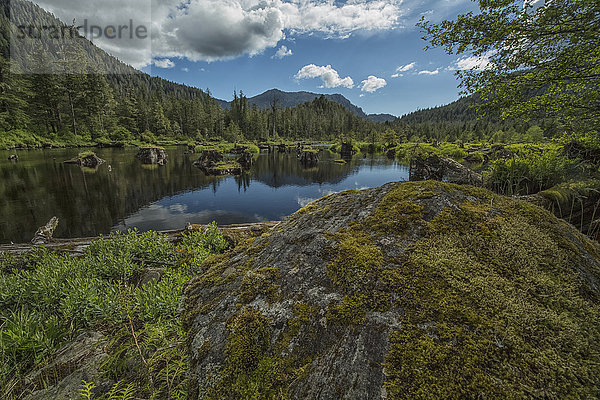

{"left": 182, "top": 67, "right": 189, "bottom": 72}
{"left": 418, "top": 69, "right": 439, "bottom": 75}
{"left": 153, "top": 58, "right": 175, "bottom": 69}
{"left": 33, "top": 0, "right": 407, "bottom": 66}
{"left": 272, "top": 45, "right": 293, "bottom": 59}
{"left": 391, "top": 73, "right": 402, "bottom": 78}
{"left": 396, "top": 62, "right": 415, "bottom": 72}
{"left": 361, "top": 75, "right": 387, "bottom": 93}
{"left": 452, "top": 55, "right": 493, "bottom": 71}
{"left": 32, "top": 0, "right": 475, "bottom": 67}
{"left": 295, "top": 64, "right": 354, "bottom": 88}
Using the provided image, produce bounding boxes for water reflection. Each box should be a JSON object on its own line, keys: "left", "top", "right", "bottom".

{"left": 0, "top": 147, "right": 408, "bottom": 243}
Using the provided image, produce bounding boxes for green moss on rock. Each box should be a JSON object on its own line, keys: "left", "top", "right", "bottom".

{"left": 184, "top": 181, "right": 600, "bottom": 400}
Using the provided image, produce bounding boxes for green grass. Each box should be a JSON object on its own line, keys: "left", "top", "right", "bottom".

{"left": 390, "top": 142, "right": 468, "bottom": 161}
{"left": 77, "top": 150, "right": 97, "bottom": 159}
{"left": 484, "top": 148, "right": 581, "bottom": 195}
{"left": 194, "top": 142, "right": 259, "bottom": 154}
{"left": 213, "top": 161, "right": 242, "bottom": 170}
{"left": 0, "top": 224, "right": 229, "bottom": 399}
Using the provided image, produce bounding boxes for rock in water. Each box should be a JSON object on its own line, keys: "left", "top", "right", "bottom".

{"left": 8, "top": 154, "right": 18, "bottom": 161}
{"left": 194, "top": 150, "right": 243, "bottom": 176}
{"left": 136, "top": 147, "right": 167, "bottom": 165}
{"left": 298, "top": 149, "right": 319, "bottom": 167}
{"left": 184, "top": 181, "right": 600, "bottom": 399}
{"left": 64, "top": 152, "right": 105, "bottom": 168}
{"left": 410, "top": 154, "right": 482, "bottom": 186}
{"left": 194, "top": 150, "right": 224, "bottom": 168}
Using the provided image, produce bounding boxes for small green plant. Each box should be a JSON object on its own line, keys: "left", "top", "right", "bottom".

{"left": 0, "top": 224, "right": 229, "bottom": 399}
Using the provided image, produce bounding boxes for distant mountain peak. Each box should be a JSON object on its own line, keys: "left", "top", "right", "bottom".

{"left": 217, "top": 89, "right": 397, "bottom": 122}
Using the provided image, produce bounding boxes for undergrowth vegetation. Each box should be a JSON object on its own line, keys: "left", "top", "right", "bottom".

{"left": 484, "top": 147, "right": 581, "bottom": 195}
{"left": 0, "top": 224, "right": 228, "bottom": 399}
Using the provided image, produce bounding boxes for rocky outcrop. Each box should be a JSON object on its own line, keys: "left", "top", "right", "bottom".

{"left": 184, "top": 181, "right": 600, "bottom": 399}
{"left": 24, "top": 332, "right": 112, "bottom": 400}
{"left": 64, "top": 152, "right": 105, "bottom": 168}
{"left": 136, "top": 147, "right": 167, "bottom": 165}
{"left": 298, "top": 149, "right": 319, "bottom": 167}
{"left": 8, "top": 154, "right": 18, "bottom": 161}
{"left": 410, "top": 154, "right": 482, "bottom": 186}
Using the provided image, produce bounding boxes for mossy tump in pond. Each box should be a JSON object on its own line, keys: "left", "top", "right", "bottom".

{"left": 183, "top": 180, "right": 600, "bottom": 400}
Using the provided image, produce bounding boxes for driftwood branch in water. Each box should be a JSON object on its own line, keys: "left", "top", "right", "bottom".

{"left": 31, "top": 217, "right": 59, "bottom": 245}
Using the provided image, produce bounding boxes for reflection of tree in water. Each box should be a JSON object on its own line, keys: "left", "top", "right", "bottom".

{"left": 0, "top": 147, "right": 217, "bottom": 242}
{"left": 0, "top": 148, "right": 397, "bottom": 243}
{"left": 250, "top": 151, "right": 378, "bottom": 188}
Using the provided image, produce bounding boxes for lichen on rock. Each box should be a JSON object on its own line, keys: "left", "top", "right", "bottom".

{"left": 184, "top": 180, "right": 600, "bottom": 399}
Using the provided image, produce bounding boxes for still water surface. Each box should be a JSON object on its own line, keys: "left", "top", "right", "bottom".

{"left": 0, "top": 146, "right": 409, "bottom": 243}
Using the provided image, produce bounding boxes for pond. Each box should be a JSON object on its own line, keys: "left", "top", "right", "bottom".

{"left": 0, "top": 146, "right": 409, "bottom": 243}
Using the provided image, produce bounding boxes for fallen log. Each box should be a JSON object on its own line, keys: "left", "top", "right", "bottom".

{"left": 0, "top": 221, "right": 280, "bottom": 255}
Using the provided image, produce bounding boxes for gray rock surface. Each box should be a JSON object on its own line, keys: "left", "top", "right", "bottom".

{"left": 25, "top": 332, "right": 112, "bottom": 400}
{"left": 184, "top": 180, "right": 600, "bottom": 399}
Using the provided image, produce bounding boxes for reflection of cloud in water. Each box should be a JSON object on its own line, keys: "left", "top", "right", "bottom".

{"left": 113, "top": 203, "right": 267, "bottom": 233}
{"left": 297, "top": 196, "right": 317, "bottom": 207}
{"left": 169, "top": 203, "right": 188, "bottom": 213}
{"left": 319, "top": 189, "right": 339, "bottom": 197}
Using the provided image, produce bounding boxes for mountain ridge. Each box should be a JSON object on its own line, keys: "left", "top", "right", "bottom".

{"left": 217, "top": 89, "right": 398, "bottom": 122}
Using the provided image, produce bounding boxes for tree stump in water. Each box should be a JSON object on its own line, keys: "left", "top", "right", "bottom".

{"left": 340, "top": 142, "right": 355, "bottom": 159}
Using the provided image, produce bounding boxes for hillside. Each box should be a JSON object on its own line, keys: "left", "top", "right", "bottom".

{"left": 1, "top": 0, "right": 209, "bottom": 101}
{"left": 399, "top": 96, "right": 480, "bottom": 123}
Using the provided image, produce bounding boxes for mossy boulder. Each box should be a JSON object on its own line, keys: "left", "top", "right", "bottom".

{"left": 184, "top": 181, "right": 600, "bottom": 399}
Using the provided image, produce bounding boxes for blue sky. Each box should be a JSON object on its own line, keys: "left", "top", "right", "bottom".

{"left": 144, "top": 28, "right": 469, "bottom": 116}
{"left": 36, "top": 0, "right": 479, "bottom": 116}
